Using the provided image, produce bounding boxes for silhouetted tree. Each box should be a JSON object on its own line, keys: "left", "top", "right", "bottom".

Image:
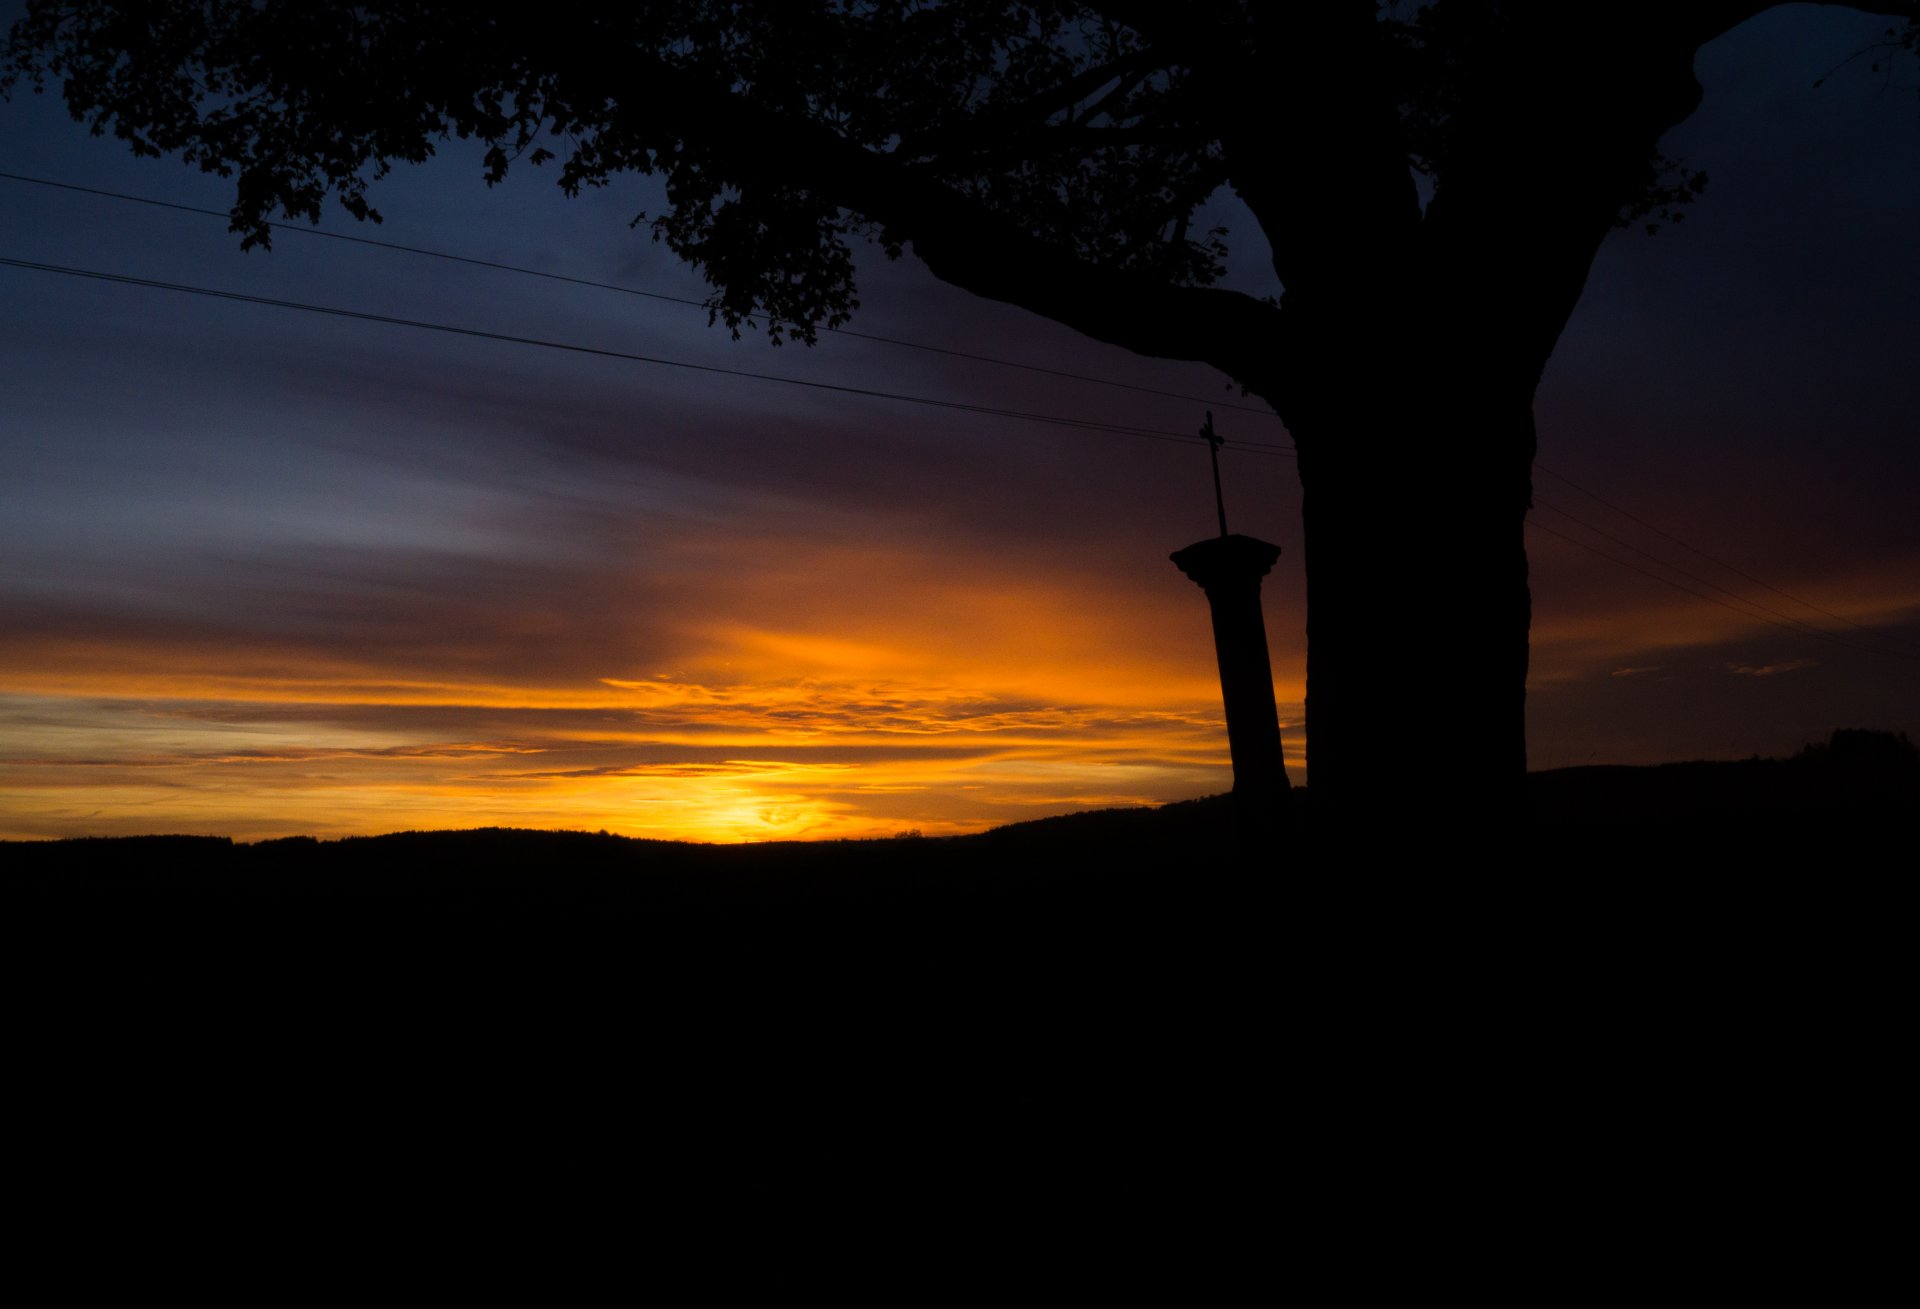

{"left": 1794, "top": 728, "right": 1920, "bottom": 772}
{"left": 7, "top": 2, "right": 1915, "bottom": 826}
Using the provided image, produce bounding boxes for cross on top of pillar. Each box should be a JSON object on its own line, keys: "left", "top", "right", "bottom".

{"left": 1202, "top": 411, "right": 1229, "bottom": 538}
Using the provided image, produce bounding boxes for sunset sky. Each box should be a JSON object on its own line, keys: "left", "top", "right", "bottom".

{"left": 3, "top": 5, "right": 1917, "bottom": 842}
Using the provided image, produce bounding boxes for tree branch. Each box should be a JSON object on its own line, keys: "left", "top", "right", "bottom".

{"left": 1217, "top": 5, "right": 1424, "bottom": 310}
{"left": 1418, "top": 7, "right": 1714, "bottom": 391}
{"left": 1689, "top": 0, "right": 1917, "bottom": 47}
{"left": 894, "top": 48, "right": 1156, "bottom": 160}
{"left": 605, "top": 58, "right": 1287, "bottom": 390}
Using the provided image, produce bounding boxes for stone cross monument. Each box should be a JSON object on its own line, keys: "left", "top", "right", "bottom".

{"left": 1171, "top": 415, "right": 1291, "bottom": 825}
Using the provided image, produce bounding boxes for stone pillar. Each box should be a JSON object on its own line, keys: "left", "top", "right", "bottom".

{"left": 1171, "top": 534, "right": 1291, "bottom": 818}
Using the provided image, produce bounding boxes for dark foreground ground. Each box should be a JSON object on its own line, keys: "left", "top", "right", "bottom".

{"left": 4, "top": 749, "right": 1911, "bottom": 1279}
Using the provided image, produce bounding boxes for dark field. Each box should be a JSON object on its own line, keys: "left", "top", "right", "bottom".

{"left": 5, "top": 749, "right": 1909, "bottom": 1273}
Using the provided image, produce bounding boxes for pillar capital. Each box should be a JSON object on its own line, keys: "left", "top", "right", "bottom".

{"left": 1170, "top": 534, "right": 1282, "bottom": 594}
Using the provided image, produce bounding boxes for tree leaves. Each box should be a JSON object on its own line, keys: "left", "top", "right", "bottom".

{"left": 2, "top": 1, "right": 1239, "bottom": 336}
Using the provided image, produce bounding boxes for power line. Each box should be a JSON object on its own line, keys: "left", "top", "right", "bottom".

{"left": 0, "top": 253, "right": 1294, "bottom": 456}
{"left": 1525, "top": 514, "right": 1918, "bottom": 664}
{"left": 12, "top": 171, "right": 1907, "bottom": 654}
{"left": 0, "top": 168, "right": 1287, "bottom": 422}
{"left": 1533, "top": 496, "right": 1917, "bottom": 658}
{"left": 1536, "top": 459, "right": 1920, "bottom": 657}
{"left": 1526, "top": 518, "right": 1805, "bottom": 629}
{"left": 16, "top": 169, "right": 1905, "bottom": 643}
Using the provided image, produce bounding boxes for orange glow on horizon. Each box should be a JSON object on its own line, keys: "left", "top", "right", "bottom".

{"left": 0, "top": 557, "right": 1304, "bottom": 841}
{"left": 1528, "top": 555, "right": 1920, "bottom": 681}
{"left": 12, "top": 511, "right": 1906, "bottom": 841}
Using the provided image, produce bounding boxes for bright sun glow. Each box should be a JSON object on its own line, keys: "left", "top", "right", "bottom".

{"left": 0, "top": 560, "right": 1298, "bottom": 840}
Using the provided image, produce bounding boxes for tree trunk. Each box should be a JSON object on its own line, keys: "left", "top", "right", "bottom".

{"left": 1293, "top": 381, "right": 1537, "bottom": 838}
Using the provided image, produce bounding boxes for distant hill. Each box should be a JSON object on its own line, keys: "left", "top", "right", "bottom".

{"left": 6, "top": 729, "right": 1914, "bottom": 898}
{"left": 1527, "top": 726, "right": 1918, "bottom": 835}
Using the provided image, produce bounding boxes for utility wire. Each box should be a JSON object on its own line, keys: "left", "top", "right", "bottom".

{"left": 33, "top": 170, "right": 1909, "bottom": 662}
{"left": 1526, "top": 517, "right": 1811, "bottom": 633}
{"left": 1525, "top": 515, "right": 1918, "bottom": 664}
{"left": 0, "top": 168, "right": 1286, "bottom": 421}
{"left": 1533, "top": 496, "right": 1915, "bottom": 658}
{"left": 7, "top": 242, "right": 1905, "bottom": 664}
{"left": 10, "top": 166, "right": 1908, "bottom": 649}
{"left": 1536, "top": 459, "right": 1920, "bottom": 657}
{"left": 0, "top": 253, "right": 1293, "bottom": 456}
{"left": 35, "top": 166, "right": 1903, "bottom": 636}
